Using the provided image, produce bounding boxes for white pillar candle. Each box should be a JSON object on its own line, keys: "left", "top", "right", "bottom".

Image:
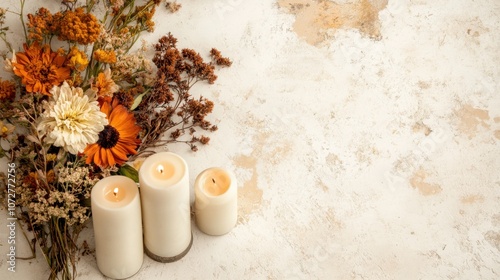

{"left": 91, "top": 176, "right": 143, "bottom": 279}
{"left": 194, "top": 167, "right": 237, "bottom": 235}
{"left": 139, "top": 152, "right": 192, "bottom": 262}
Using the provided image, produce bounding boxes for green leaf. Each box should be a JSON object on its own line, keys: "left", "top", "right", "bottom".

{"left": 130, "top": 92, "right": 147, "bottom": 111}
{"left": 118, "top": 164, "right": 139, "bottom": 183}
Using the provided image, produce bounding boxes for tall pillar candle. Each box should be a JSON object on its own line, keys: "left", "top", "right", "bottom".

{"left": 195, "top": 167, "right": 237, "bottom": 235}
{"left": 139, "top": 152, "right": 192, "bottom": 262}
{"left": 91, "top": 175, "right": 143, "bottom": 279}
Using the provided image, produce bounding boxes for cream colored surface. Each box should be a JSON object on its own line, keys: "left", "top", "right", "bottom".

{"left": 1, "top": 0, "right": 500, "bottom": 279}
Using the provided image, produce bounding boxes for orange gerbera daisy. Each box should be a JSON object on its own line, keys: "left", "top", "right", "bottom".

{"left": 84, "top": 99, "right": 141, "bottom": 168}
{"left": 13, "top": 43, "right": 70, "bottom": 95}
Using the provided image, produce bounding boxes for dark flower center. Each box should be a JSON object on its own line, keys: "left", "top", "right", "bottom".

{"left": 97, "top": 125, "right": 120, "bottom": 149}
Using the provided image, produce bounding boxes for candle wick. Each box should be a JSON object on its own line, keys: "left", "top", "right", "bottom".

{"left": 212, "top": 178, "right": 216, "bottom": 184}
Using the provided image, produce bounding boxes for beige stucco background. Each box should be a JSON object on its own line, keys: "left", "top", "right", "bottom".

{"left": 1, "top": 0, "right": 499, "bottom": 279}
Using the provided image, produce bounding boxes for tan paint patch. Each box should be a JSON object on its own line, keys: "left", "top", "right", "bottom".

{"left": 484, "top": 231, "right": 500, "bottom": 251}
{"left": 278, "top": 0, "right": 388, "bottom": 45}
{"left": 269, "top": 142, "right": 293, "bottom": 165}
{"left": 492, "top": 214, "right": 500, "bottom": 227}
{"left": 494, "top": 130, "right": 500, "bottom": 140}
{"left": 460, "top": 194, "right": 484, "bottom": 204}
{"left": 356, "top": 145, "right": 379, "bottom": 165}
{"left": 234, "top": 154, "right": 263, "bottom": 224}
{"left": 454, "top": 105, "right": 490, "bottom": 139}
{"left": 410, "top": 169, "right": 442, "bottom": 196}
{"left": 494, "top": 117, "right": 500, "bottom": 123}
{"left": 326, "top": 153, "right": 341, "bottom": 166}
{"left": 325, "top": 207, "right": 343, "bottom": 229}
{"left": 417, "top": 81, "right": 431, "bottom": 90}
{"left": 413, "top": 121, "right": 432, "bottom": 136}
{"left": 466, "top": 18, "right": 490, "bottom": 39}
{"left": 233, "top": 127, "right": 292, "bottom": 222}
{"left": 316, "top": 178, "right": 329, "bottom": 192}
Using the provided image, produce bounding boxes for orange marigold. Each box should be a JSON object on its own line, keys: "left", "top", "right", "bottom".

{"left": 58, "top": 8, "right": 100, "bottom": 45}
{"left": 93, "top": 49, "right": 117, "bottom": 64}
{"left": 27, "top": 7, "right": 54, "bottom": 42}
{"left": 12, "top": 43, "right": 71, "bottom": 96}
{"left": 0, "top": 79, "right": 16, "bottom": 101}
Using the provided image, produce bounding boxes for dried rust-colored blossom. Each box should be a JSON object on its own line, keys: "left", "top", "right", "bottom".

{"left": 210, "top": 48, "right": 233, "bottom": 67}
{"left": 131, "top": 33, "right": 229, "bottom": 156}
{"left": 199, "top": 135, "right": 210, "bottom": 144}
{"left": 135, "top": 5, "right": 156, "bottom": 32}
{"left": 13, "top": 43, "right": 71, "bottom": 95}
{"left": 57, "top": 8, "right": 101, "bottom": 45}
{"left": 0, "top": 79, "right": 16, "bottom": 100}
{"left": 166, "top": 1, "right": 182, "bottom": 13}
{"left": 23, "top": 172, "right": 40, "bottom": 189}
{"left": 27, "top": 7, "right": 54, "bottom": 42}
{"left": 113, "top": 90, "right": 135, "bottom": 109}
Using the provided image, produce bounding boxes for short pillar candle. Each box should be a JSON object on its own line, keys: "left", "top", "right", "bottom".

{"left": 139, "top": 152, "right": 192, "bottom": 262}
{"left": 195, "top": 167, "right": 238, "bottom": 235}
{"left": 91, "top": 175, "right": 143, "bottom": 279}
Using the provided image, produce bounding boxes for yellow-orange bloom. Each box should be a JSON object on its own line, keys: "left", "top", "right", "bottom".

{"left": 93, "top": 49, "right": 117, "bottom": 64}
{"left": 0, "top": 120, "right": 15, "bottom": 138}
{"left": 67, "top": 46, "right": 89, "bottom": 71}
{"left": 27, "top": 7, "right": 53, "bottom": 42}
{"left": 12, "top": 43, "right": 70, "bottom": 96}
{"left": 84, "top": 99, "right": 141, "bottom": 168}
{"left": 0, "top": 79, "right": 16, "bottom": 100}
{"left": 58, "top": 8, "right": 100, "bottom": 45}
{"left": 92, "top": 68, "right": 119, "bottom": 97}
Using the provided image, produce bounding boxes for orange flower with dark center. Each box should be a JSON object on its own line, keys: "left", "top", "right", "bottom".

{"left": 13, "top": 43, "right": 70, "bottom": 95}
{"left": 84, "top": 99, "right": 141, "bottom": 168}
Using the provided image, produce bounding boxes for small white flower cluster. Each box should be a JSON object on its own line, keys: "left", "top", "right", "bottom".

{"left": 98, "top": 28, "right": 155, "bottom": 86}
{"left": 58, "top": 165, "right": 100, "bottom": 191}
{"left": 113, "top": 46, "right": 155, "bottom": 86}
{"left": 30, "top": 189, "right": 89, "bottom": 226}
{"left": 28, "top": 165, "right": 99, "bottom": 225}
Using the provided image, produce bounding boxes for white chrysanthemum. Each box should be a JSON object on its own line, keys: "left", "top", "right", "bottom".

{"left": 38, "top": 81, "right": 108, "bottom": 154}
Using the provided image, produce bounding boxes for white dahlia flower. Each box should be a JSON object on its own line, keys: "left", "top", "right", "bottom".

{"left": 38, "top": 81, "right": 108, "bottom": 154}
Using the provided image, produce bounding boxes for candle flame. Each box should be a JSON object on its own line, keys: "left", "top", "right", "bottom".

{"left": 113, "top": 187, "right": 119, "bottom": 197}
{"left": 157, "top": 164, "right": 164, "bottom": 174}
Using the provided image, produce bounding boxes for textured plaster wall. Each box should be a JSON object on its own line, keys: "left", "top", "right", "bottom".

{"left": 0, "top": 0, "right": 499, "bottom": 279}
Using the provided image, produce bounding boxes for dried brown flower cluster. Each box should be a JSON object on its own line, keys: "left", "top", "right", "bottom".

{"left": 166, "top": 1, "right": 182, "bottom": 13}
{"left": 0, "top": 78, "right": 16, "bottom": 100}
{"left": 133, "top": 33, "right": 231, "bottom": 155}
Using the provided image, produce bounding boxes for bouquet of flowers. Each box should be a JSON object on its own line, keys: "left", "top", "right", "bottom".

{"left": 0, "top": 0, "right": 231, "bottom": 279}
